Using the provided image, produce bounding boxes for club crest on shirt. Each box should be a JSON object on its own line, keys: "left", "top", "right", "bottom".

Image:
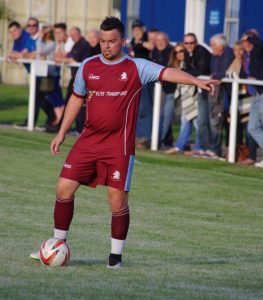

{"left": 111, "top": 170, "right": 121, "bottom": 181}
{"left": 119, "top": 72, "right": 128, "bottom": 81}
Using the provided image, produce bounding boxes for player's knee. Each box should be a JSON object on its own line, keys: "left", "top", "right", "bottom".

{"left": 111, "top": 201, "right": 128, "bottom": 213}
{"left": 56, "top": 180, "right": 76, "bottom": 200}
{"left": 109, "top": 192, "right": 128, "bottom": 213}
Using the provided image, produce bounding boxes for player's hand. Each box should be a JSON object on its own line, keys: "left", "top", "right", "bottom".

{"left": 50, "top": 133, "right": 65, "bottom": 155}
{"left": 195, "top": 79, "right": 219, "bottom": 96}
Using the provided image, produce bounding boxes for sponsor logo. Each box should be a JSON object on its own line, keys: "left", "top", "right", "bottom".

{"left": 89, "top": 74, "right": 100, "bottom": 80}
{"left": 111, "top": 170, "right": 121, "bottom": 181}
{"left": 119, "top": 72, "right": 128, "bottom": 81}
{"left": 64, "top": 163, "right": 72, "bottom": 169}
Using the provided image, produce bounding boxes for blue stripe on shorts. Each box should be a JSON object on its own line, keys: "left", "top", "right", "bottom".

{"left": 124, "top": 155, "right": 135, "bottom": 192}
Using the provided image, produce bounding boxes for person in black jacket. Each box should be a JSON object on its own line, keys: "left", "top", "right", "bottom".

{"left": 151, "top": 32, "right": 174, "bottom": 147}
{"left": 207, "top": 34, "right": 234, "bottom": 157}
{"left": 129, "top": 20, "right": 154, "bottom": 148}
{"left": 240, "top": 32, "right": 263, "bottom": 167}
{"left": 183, "top": 33, "right": 211, "bottom": 155}
{"left": 55, "top": 27, "right": 93, "bottom": 133}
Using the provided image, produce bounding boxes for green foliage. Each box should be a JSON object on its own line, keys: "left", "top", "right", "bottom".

{"left": 0, "top": 1, "right": 11, "bottom": 20}
{"left": 0, "top": 128, "right": 262, "bottom": 299}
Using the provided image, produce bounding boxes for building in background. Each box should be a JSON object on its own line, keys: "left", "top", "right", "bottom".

{"left": 0, "top": 0, "right": 119, "bottom": 84}
{"left": 121, "top": 0, "right": 263, "bottom": 45}
{"left": 1, "top": 0, "right": 263, "bottom": 85}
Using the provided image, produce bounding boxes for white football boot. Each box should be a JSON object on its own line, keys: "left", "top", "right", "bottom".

{"left": 30, "top": 250, "right": 40, "bottom": 260}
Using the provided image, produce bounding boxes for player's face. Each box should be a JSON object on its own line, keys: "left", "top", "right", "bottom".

{"left": 100, "top": 29, "right": 126, "bottom": 61}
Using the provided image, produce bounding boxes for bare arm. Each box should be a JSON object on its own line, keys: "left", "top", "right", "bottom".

{"left": 142, "top": 41, "right": 154, "bottom": 51}
{"left": 50, "top": 94, "right": 84, "bottom": 155}
{"left": 162, "top": 67, "right": 218, "bottom": 95}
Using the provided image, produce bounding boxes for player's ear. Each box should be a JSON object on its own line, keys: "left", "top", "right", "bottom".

{"left": 122, "top": 37, "right": 126, "bottom": 48}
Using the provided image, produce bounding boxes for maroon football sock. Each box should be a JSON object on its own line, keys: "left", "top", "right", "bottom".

{"left": 54, "top": 195, "right": 75, "bottom": 231}
{"left": 111, "top": 207, "right": 130, "bottom": 240}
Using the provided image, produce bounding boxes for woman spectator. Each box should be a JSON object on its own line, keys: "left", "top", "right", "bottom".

{"left": 165, "top": 43, "right": 200, "bottom": 154}
{"left": 36, "top": 26, "right": 65, "bottom": 129}
{"left": 226, "top": 42, "right": 247, "bottom": 143}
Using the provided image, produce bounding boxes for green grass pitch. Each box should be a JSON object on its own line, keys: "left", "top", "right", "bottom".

{"left": 0, "top": 128, "right": 262, "bottom": 299}
{"left": 0, "top": 84, "right": 262, "bottom": 299}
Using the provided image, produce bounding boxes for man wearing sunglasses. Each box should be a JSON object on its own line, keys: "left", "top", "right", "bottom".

{"left": 26, "top": 17, "right": 39, "bottom": 41}
{"left": 183, "top": 33, "right": 211, "bottom": 156}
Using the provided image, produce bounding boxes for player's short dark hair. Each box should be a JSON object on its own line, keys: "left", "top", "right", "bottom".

{"left": 100, "top": 16, "right": 125, "bottom": 38}
{"left": 8, "top": 21, "right": 21, "bottom": 29}
{"left": 54, "top": 22, "right": 67, "bottom": 31}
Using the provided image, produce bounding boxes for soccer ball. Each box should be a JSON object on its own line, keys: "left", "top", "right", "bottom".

{"left": 40, "top": 238, "right": 70, "bottom": 266}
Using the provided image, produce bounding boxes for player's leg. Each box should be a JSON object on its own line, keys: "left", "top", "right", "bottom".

{"left": 54, "top": 178, "right": 80, "bottom": 240}
{"left": 107, "top": 187, "right": 129, "bottom": 268}
{"left": 30, "top": 178, "right": 80, "bottom": 260}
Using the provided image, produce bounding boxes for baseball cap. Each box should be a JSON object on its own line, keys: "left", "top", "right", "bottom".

{"left": 132, "top": 20, "right": 145, "bottom": 28}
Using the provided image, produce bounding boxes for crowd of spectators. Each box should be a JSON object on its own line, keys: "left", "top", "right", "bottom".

{"left": 129, "top": 20, "right": 263, "bottom": 167}
{"left": 5, "top": 17, "right": 263, "bottom": 167}
{"left": 7, "top": 18, "right": 100, "bottom": 133}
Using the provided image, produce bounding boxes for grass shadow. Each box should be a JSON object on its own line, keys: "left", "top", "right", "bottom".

{"left": 69, "top": 258, "right": 106, "bottom": 266}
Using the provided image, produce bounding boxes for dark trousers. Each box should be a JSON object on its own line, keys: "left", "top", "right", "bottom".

{"left": 65, "top": 78, "right": 86, "bottom": 133}
{"left": 34, "top": 77, "right": 55, "bottom": 125}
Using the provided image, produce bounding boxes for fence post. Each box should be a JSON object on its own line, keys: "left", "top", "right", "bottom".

{"left": 27, "top": 61, "right": 36, "bottom": 131}
{"left": 151, "top": 82, "right": 162, "bottom": 151}
{"left": 228, "top": 74, "right": 239, "bottom": 163}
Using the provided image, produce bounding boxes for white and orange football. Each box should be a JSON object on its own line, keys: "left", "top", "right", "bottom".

{"left": 40, "top": 238, "right": 70, "bottom": 267}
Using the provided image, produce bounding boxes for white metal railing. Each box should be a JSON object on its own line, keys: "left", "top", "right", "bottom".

{"left": 1, "top": 57, "right": 263, "bottom": 163}
{"left": 151, "top": 75, "right": 263, "bottom": 164}
{"left": 0, "top": 57, "right": 80, "bottom": 131}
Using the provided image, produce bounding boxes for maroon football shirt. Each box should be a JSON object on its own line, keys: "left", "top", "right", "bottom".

{"left": 73, "top": 54, "right": 166, "bottom": 155}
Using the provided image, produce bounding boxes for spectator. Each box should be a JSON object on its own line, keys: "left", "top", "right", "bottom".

{"left": 86, "top": 28, "right": 101, "bottom": 56}
{"left": 26, "top": 17, "right": 39, "bottom": 41}
{"left": 226, "top": 41, "right": 248, "bottom": 147}
{"left": 148, "top": 28, "right": 159, "bottom": 57}
{"left": 183, "top": 33, "right": 211, "bottom": 156}
{"left": 151, "top": 32, "right": 173, "bottom": 66}
{"left": 7, "top": 21, "right": 35, "bottom": 62}
{"left": 166, "top": 43, "right": 200, "bottom": 154}
{"left": 42, "top": 22, "right": 73, "bottom": 132}
{"left": 8, "top": 20, "right": 55, "bottom": 128}
{"left": 129, "top": 19, "right": 153, "bottom": 59}
{"left": 54, "top": 23, "right": 74, "bottom": 60}
{"left": 208, "top": 33, "right": 234, "bottom": 158}
{"left": 151, "top": 32, "right": 174, "bottom": 147}
{"left": 240, "top": 31, "right": 263, "bottom": 167}
{"left": 130, "top": 20, "right": 154, "bottom": 148}
{"left": 36, "top": 26, "right": 65, "bottom": 129}
{"left": 58, "top": 26, "right": 93, "bottom": 133}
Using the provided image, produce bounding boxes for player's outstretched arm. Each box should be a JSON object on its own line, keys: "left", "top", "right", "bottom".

{"left": 50, "top": 94, "right": 84, "bottom": 155}
{"left": 162, "top": 67, "right": 218, "bottom": 95}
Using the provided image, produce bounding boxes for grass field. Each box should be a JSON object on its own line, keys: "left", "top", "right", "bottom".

{"left": 0, "top": 128, "right": 262, "bottom": 300}
{"left": 0, "top": 84, "right": 263, "bottom": 299}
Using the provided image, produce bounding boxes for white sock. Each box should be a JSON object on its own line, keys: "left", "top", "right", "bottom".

{"left": 54, "top": 228, "right": 68, "bottom": 240}
{"left": 111, "top": 238, "right": 126, "bottom": 255}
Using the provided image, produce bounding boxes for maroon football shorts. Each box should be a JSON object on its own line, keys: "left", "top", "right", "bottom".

{"left": 60, "top": 145, "right": 135, "bottom": 192}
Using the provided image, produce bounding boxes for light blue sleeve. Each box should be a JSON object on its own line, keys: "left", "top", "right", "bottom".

{"left": 73, "top": 60, "right": 88, "bottom": 97}
{"left": 133, "top": 58, "right": 165, "bottom": 85}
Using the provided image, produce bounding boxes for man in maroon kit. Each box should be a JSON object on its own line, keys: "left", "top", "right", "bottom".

{"left": 31, "top": 17, "right": 217, "bottom": 268}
